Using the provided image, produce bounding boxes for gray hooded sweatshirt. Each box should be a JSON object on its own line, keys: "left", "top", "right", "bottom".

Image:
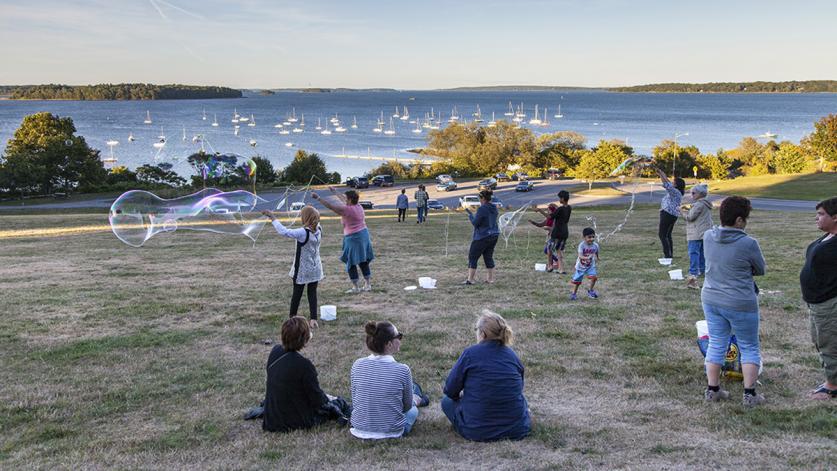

{"left": 701, "top": 226, "right": 766, "bottom": 312}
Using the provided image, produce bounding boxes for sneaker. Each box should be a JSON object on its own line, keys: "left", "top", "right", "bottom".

{"left": 569, "top": 293, "right": 577, "bottom": 301}
{"left": 742, "top": 392, "right": 767, "bottom": 407}
{"left": 462, "top": 280, "right": 474, "bottom": 285}
{"left": 704, "top": 388, "right": 730, "bottom": 402}
{"left": 361, "top": 281, "right": 372, "bottom": 292}
{"left": 686, "top": 276, "right": 699, "bottom": 290}
{"left": 587, "top": 290, "right": 599, "bottom": 299}
{"left": 345, "top": 287, "right": 361, "bottom": 294}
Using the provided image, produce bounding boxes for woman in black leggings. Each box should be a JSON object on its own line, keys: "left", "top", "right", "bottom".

{"left": 655, "top": 168, "right": 685, "bottom": 259}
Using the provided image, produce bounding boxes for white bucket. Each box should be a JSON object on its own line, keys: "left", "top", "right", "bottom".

{"left": 668, "top": 269, "right": 684, "bottom": 280}
{"left": 658, "top": 258, "right": 672, "bottom": 266}
{"left": 695, "top": 320, "right": 708, "bottom": 338}
{"left": 320, "top": 305, "right": 337, "bottom": 321}
{"left": 418, "top": 277, "right": 437, "bottom": 289}
{"left": 534, "top": 263, "right": 547, "bottom": 272}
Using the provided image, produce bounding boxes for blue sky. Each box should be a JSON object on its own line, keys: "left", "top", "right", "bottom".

{"left": 1, "top": 0, "right": 836, "bottom": 89}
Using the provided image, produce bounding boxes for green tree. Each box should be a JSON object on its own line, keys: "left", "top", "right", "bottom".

{"left": 805, "top": 114, "right": 837, "bottom": 171}
{"left": 136, "top": 164, "right": 186, "bottom": 187}
{"left": 536, "top": 131, "right": 587, "bottom": 175}
{"left": 278, "top": 150, "right": 330, "bottom": 184}
{"left": 2, "top": 112, "right": 106, "bottom": 194}
{"left": 0, "top": 153, "right": 46, "bottom": 197}
{"left": 773, "top": 142, "right": 808, "bottom": 174}
{"left": 250, "top": 155, "right": 276, "bottom": 184}
{"left": 652, "top": 140, "right": 700, "bottom": 178}
{"left": 572, "top": 140, "right": 631, "bottom": 189}
{"left": 426, "top": 121, "right": 536, "bottom": 176}
{"left": 697, "top": 151, "right": 731, "bottom": 180}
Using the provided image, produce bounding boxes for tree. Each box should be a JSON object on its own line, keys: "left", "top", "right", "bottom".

{"left": 805, "top": 114, "right": 837, "bottom": 171}
{"left": 652, "top": 140, "right": 700, "bottom": 178}
{"left": 426, "top": 121, "right": 537, "bottom": 176}
{"left": 106, "top": 165, "right": 137, "bottom": 185}
{"left": 536, "top": 131, "right": 587, "bottom": 175}
{"left": 2, "top": 112, "right": 106, "bottom": 194}
{"left": 773, "top": 142, "right": 808, "bottom": 174}
{"left": 278, "top": 150, "right": 330, "bottom": 184}
{"left": 250, "top": 155, "right": 276, "bottom": 184}
{"left": 136, "top": 164, "right": 186, "bottom": 187}
{"left": 697, "top": 151, "right": 731, "bottom": 180}
{"left": 572, "top": 140, "right": 631, "bottom": 189}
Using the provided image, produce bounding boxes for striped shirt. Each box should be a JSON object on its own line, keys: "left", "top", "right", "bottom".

{"left": 350, "top": 354, "right": 413, "bottom": 439}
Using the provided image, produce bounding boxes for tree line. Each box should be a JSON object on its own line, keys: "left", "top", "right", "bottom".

{"left": 6, "top": 84, "right": 242, "bottom": 100}
{"left": 610, "top": 81, "right": 837, "bottom": 93}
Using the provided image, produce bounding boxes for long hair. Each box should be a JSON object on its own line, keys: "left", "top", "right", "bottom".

{"left": 673, "top": 178, "right": 686, "bottom": 195}
{"left": 475, "top": 309, "right": 513, "bottom": 346}
{"left": 300, "top": 205, "right": 320, "bottom": 232}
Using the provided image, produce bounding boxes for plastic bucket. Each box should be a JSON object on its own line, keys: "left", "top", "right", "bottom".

{"left": 668, "top": 269, "right": 684, "bottom": 280}
{"left": 320, "top": 305, "right": 337, "bottom": 321}
{"left": 658, "top": 258, "right": 672, "bottom": 266}
{"left": 418, "top": 277, "right": 437, "bottom": 289}
{"left": 534, "top": 263, "right": 547, "bottom": 271}
{"left": 695, "top": 320, "right": 708, "bottom": 338}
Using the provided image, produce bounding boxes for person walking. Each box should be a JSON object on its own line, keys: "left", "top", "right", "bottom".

{"left": 701, "top": 196, "right": 767, "bottom": 407}
{"left": 682, "top": 183, "right": 713, "bottom": 289}
{"left": 463, "top": 190, "right": 499, "bottom": 285}
{"left": 655, "top": 167, "right": 685, "bottom": 259}
{"left": 396, "top": 188, "right": 409, "bottom": 222}
{"left": 800, "top": 196, "right": 837, "bottom": 400}
{"left": 414, "top": 184, "right": 429, "bottom": 224}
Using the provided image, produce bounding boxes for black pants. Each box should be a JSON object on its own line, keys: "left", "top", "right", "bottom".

{"left": 468, "top": 235, "right": 498, "bottom": 269}
{"left": 658, "top": 211, "right": 678, "bottom": 259}
{"left": 398, "top": 208, "right": 407, "bottom": 221}
{"left": 290, "top": 281, "right": 318, "bottom": 320}
{"left": 348, "top": 261, "right": 371, "bottom": 281}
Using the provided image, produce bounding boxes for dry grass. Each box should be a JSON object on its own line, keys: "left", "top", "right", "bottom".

{"left": 1, "top": 205, "right": 834, "bottom": 470}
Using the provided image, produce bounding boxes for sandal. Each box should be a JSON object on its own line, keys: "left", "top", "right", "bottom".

{"left": 462, "top": 280, "right": 474, "bottom": 285}
{"left": 809, "top": 384, "right": 837, "bottom": 400}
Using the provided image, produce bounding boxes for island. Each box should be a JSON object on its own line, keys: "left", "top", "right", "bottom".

{"left": 3, "top": 83, "right": 242, "bottom": 100}
{"left": 609, "top": 80, "right": 837, "bottom": 93}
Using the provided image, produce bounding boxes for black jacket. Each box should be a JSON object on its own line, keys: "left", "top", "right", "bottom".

{"left": 262, "top": 345, "right": 329, "bottom": 432}
{"left": 800, "top": 234, "right": 837, "bottom": 304}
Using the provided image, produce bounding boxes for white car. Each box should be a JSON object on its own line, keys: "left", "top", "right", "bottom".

{"left": 459, "top": 195, "right": 481, "bottom": 209}
{"left": 436, "top": 174, "right": 452, "bottom": 184}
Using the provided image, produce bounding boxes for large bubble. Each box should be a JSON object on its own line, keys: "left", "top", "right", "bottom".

{"left": 109, "top": 188, "right": 298, "bottom": 247}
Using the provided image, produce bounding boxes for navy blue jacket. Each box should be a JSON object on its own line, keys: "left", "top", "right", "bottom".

{"left": 444, "top": 340, "right": 530, "bottom": 441}
{"left": 468, "top": 203, "right": 500, "bottom": 241}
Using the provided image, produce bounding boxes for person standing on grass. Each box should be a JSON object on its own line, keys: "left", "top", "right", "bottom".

{"left": 800, "top": 196, "right": 837, "bottom": 400}
{"left": 569, "top": 227, "right": 600, "bottom": 300}
{"left": 312, "top": 187, "right": 374, "bottom": 294}
{"left": 528, "top": 203, "right": 558, "bottom": 269}
{"left": 396, "top": 188, "right": 409, "bottom": 222}
{"left": 350, "top": 321, "right": 429, "bottom": 439}
{"left": 655, "top": 167, "right": 686, "bottom": 259}
{"left": 701, "top": 196, "right": 767, "bottom": 407}
{"left": 442, "top": 310, "right": 530, "bottom": 442}
{"left": 535, "top": 190, "right": 572, "bottom": 274}
{"left": 681, "top": 183, "right": 713, "bottom": 289}
{"left": 463, "top": 189, "right": 500, "bottom": 285}
{"left": 414, "top": 184, "right": 429, "bottom": 224}
{"left": 262, "top": 206, "right": 324, "bottom": 329}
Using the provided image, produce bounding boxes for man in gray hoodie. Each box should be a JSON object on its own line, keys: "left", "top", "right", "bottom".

{"left": 701, "top": 196, "right": 767, "bottom": 407}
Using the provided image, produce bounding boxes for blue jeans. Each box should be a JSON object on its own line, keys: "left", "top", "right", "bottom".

{"left": 688, "top": 240, "right": 705, "bottom": 276}
{"left": 402, "top": 405, "right": 419, "bottom": 435}
{"left": 417, "top": 206, "right": 426, "bottom": 223}
{"left": 702, "top": 302, "right": 761, "bottom": 366}
{"left": 441, "top": 396, "right": 462, "bottom": 433}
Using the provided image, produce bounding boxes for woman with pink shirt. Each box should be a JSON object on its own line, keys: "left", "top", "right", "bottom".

{"left": 312, "top": 187, "right": 375, "bottom": 293}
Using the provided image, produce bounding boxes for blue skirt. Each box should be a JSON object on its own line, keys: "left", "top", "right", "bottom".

{"left": 341, "top": 228, "right": 374, "bottom": 270}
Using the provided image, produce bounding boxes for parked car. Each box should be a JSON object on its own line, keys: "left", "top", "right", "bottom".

{"left": 427, "top": 199, "right": 446, "bottom": 210}
{"left": 345, "top": 178, "right": 355, "bottom": 187}
{"left": 490, "top": 197, "right": 505, "bottom": 209}
{"left": 459, "top": 195, "right": 481, "bottom": 209}
{"left": 478, "top": 178, "right": 497, "bottom": 191}
{"left": 352, "top": 176, "right": 369, "bottom": 188}
{"left": 436, "top": 174, "right": 453, "bottom": 184}
{"left": 290, "top": 202, "right": 306, "bottom": 211}
{"left": 515, "top": 181, "right": 535, "bottom": 192}
{"left": 544, "top": 168, "right": 563, "bottom": 180}
{"left": 372, "top": 175, "right": 394, "bottom": 187}
{"left": 495, "top": 173, "right": 510, "bottom": 182}
{"left": 511, "top": 172, "right": 529, "bottom": 181}
{"left": 359, "top": 200, "right": 374, "bottom": 209}
{"left": 436, "top": 181, "right": 457, "bottom": 191}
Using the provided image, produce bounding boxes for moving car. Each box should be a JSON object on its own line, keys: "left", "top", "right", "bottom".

{"left": 544, "top": 168, "right": 562, "bottom": 180}
{"left": 511, "top": 172, "right": 529, "bottom": 181}
{"left": 459, "top": 195, "right": 481, "bottom": 209}
{"left": 359, "top": 200, "right": 374, "bottom": 209}
{"left": 490, "top": 197, "right": 505, "bottom": 209}
{"left": 290, "top": 202, "right": 306, "bottom": 211}
{"left": 372, "top": 175, "right": 394, "bottom": 187}
{"left": 495, "top": 173, "right": 510, "bottom": 182}
{"left": 427, "top": 199, "right": 446, "bottom": 210}
{"left": 436, "top": 181, "right": 457, "bottom": 191}
{"left": 478, "top": 178, "right": 497, "bottom": 191}
{"left": 515, "top": 181, "right": 535, "bottom": 192}
{"left": 436, "top": 174, "right": 453, "bottom": 184}
{"left": 352, "top": 176, "right": 369, "bottom": 188}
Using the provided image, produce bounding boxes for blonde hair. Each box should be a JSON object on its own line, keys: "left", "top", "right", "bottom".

{"left": 475, "top": 309, "right": 513, "bottom": 346}
{"left": 300, "top": 205, "right": 320, "bottom": 232}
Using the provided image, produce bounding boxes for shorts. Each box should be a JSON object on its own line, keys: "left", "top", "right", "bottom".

{"left": 547, "top": 238, "right": 567, "bottom": 254}
{"left": 571, "top": 265, "right": 597, "bottom": 284}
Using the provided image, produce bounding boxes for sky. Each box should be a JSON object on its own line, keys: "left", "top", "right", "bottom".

{"left": 1, "top": 0, "right": 836, "bottom": 89}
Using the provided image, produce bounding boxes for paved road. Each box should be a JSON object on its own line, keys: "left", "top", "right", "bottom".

{"left": 0, "top": 180, "right": 818, "bottom": 213}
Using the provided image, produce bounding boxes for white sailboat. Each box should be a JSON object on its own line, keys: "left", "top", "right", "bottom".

{"left": 400, "top": 106, "right": 409, "bottom": 121}
{"left": 554, "top": 104, "right": 563, "bottom": 119}
{"left": 202, "top": 108, "right": 207, "bottom": 121}
{"left": 279, "top": 128, "right": 290, "bottom": 135}
{"left": 393, "top": 106, "right": 400, "bottom": 118}
{"left": 528, "top": 105, "right": 541, "bottom": 125}
{"left": 541, "top": 107, "right": 550, "bottom": 127}
{"left": 128, "top": 132, "right": 135, "bottom": 142}
{"left": 158, "top": 127, "right": 166, "bottom": 140}
{"left": 504, "top": 101, "right": 515, "bottom": 116}
{"left": 248, "top": 114, "right": 256, "bottom": 127}
{"left": 351, "top": 116, "right": 358, "bottom": 129}
{"left": 103, "top": 140, "right": 119, "bottom": 165}
{"left": 473, "top": 104, "right": 484, "bottom": 123}
{"left": 300, "top": 114, "right": 305, "bottom": 127}
{"left": 384, "top": 117, "right": 396, "bottom": 135}
{"left": 412, "top": 119, "right": 422, "bottom": 134}
{"left": 335, "top": 123, "right": 347, "bottom": 133}
{"left": 488, "top": 111, "right": 497, "bottom": 127}
{"left": 212, "top": 114, "right": 219, "bottom": 127}
{"left": 182, "top": 126, "right": 187, "bottom": 141}
{"left": 759, "top": 131, "right": 778, "bottom": 139}
{"left": 288, "top": 108, "right": 298, "bottom": 123}
{"left": 274, "top": 122, "right": 284, "bottom": 128}
{"left": 231, "top": 110, "right": 239, "bottom": 124}
{"left": 321, "top": 127, "right": 332, "bottom": 135}
{"left": 315, "top": 118, "right": 323, "bottom": 130}
{"left": 249, "top": 139, "right": 257, "bottom": 147}
{"left": 449, "top": 106, "right": 460, "bottom": 122}
{"left": 234, "top": 125, "right": 240, "bottom": 136}
{"left": 144, "top": 111, "right": 152, "bottom": 124}
{"left": 373, "top": 111, "right": 384, "bottom": 132}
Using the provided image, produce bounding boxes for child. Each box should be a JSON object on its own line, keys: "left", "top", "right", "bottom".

{"left": 262, "top": 206, "right": 324, "bottom": 329}
{"left": 570, "top": 227, "right": 600, "bottom": 300}
{"left": 529, "top": 203, "right": 558, "bottom": 269}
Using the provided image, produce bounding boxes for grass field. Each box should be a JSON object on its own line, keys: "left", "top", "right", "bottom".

{"left": 708, "top": 173, "right": 837, "bottom": 201}
{"left": 1, "top": 205, "right": 834, "bottom": 470}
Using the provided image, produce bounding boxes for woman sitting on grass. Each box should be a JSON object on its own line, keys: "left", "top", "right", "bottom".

{"left": 263, "top": 316, "right": 332, "bottom": 433}
{"left": 442, "top": 310, "right": 531, "bottom": 441}
{"left": 350, "top": 321, "right": 429, "bottom": 439}
{"left": 312, "top": 187, "right": 374, "bottom": 294}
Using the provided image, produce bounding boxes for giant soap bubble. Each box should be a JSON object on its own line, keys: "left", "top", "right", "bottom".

{"left": 109, "top": 188, "right": 301, "bottom": 247}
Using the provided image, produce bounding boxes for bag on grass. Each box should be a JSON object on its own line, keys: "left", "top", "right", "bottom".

{"left": 695, "top": 320, "right": 743, "bottom": 380}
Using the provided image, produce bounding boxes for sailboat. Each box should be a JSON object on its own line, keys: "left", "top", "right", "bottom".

{"left": 293, "top": 114, "right": 304, "bottom": 133}
{"left": 153, "top": 129, "right": 166, "bottom": 148}
{"left": 249, "top": 139, "right": 257, "bottom": 147}
{"left": 158, "top": 127, "right": 166, "bottom": 140}
{"left": 288, "top": 107, "right": 298, "bottom": 123}
{"left": 103, "top": 140, "right": 119, "bottom": 165}
{"left": 488, "top": 112, "right": 497, "bottom": 127}
{"left": 248, "top": 114, "right": 256, "bottom": 127}
{"left": 335, "top": 122, "right": 347, "bottom": 132}
{"left": 231, "top": 110, "right": 239, "bottom": 124}
{"left": 449, "top": 106, "right": 460, "bottom": 122}
{"left": 128, "top": 132, "right": 136, "bottom": 142}
{"left": 528, "top": 105, "right": 542, "bottom": 125}
{"left": 279, "top": 128, "right": 290, "bottom": 135}
{"left": 384, "top": 117, "right": 396, "bottom": 135}
{"left": 144, "top": 111, "right": 152, "bottom": 124}
{"left": 541, "top": 107, "right": 550, "bottom": 127}
{"left": 315, "top": 118, "right": 323, "bottom": 130}
{"left": 212, "top": 114, "right": 219, "bottom": 127}
{"left": 182, "top": 126, "right": 187, "bottom": 141}
{"left": 554, "top": 104, "right": 563, "bottom": 119}
{"left": 373, "top": 111, "right": 384, "bottom": 132}
{"left": 759, "top": 131, "right": 778, "bottom": 139}
{"left": 473, "top": 104, "right": 484, "bottom": 123}
{"left": 202, "top": 108, "right": 207, "bottom": 121}
{"left": 393, "top": 106, "right": 400, "bottom": 118}
{"left": 400, "top": 106, "right": 409, "bottom": 121}
{"left": 504, "top": 102, "right": 514, "bottom": 116}
{"left": 321, "top": 126, "right": 332, "bottom": 135}
{"left": 351, "top": 116, "right": 358, "bottom": 129}
{"left": 234, "top": 125, "right": 240, "bottom": 136}
{"left": 412, "top": 119, "right": 422, "bottom": 134}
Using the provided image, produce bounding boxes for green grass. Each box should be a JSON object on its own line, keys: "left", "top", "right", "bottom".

{"left": 0, "top": 205, "right": 834, "bottom": 469}
{"left": 707, "top": 172, "right": 837, "bottom": 200}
